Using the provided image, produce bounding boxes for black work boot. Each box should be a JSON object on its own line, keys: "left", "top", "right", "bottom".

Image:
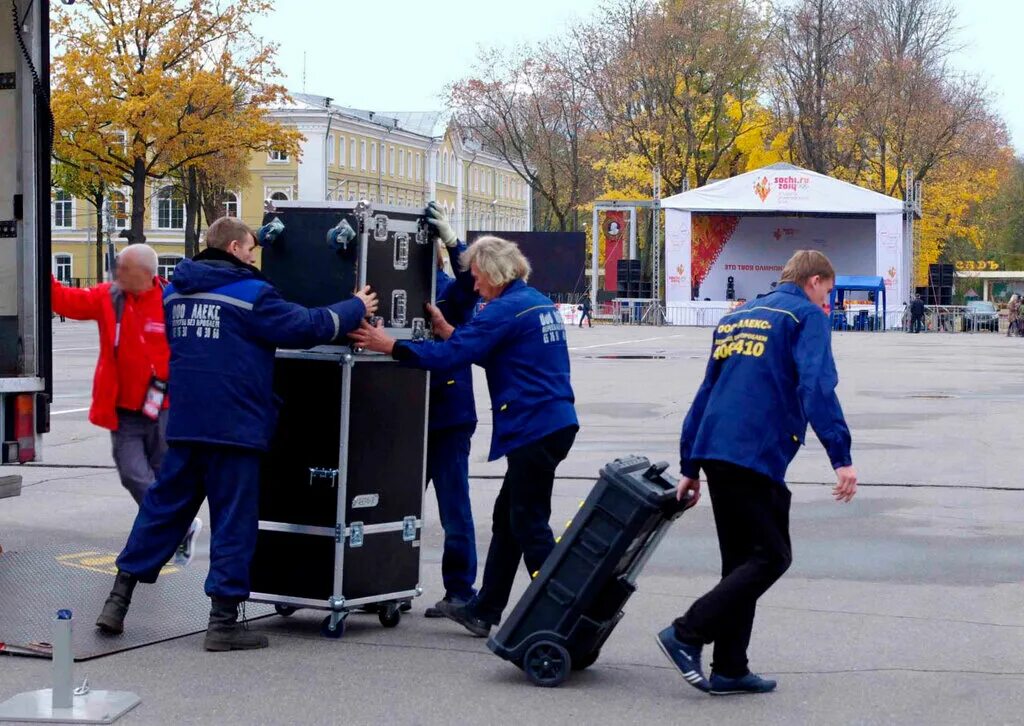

{"left": 96, "top": 570, "right": 137, "bottom": 634}
{"left": 203, "top": 596, "right": 268, "bottom": 652}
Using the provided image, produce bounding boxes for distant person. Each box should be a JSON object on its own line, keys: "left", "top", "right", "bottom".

{"left": 51, "top": 245, "right": 201, "bottom": 564}
{"left": 658, "top": 249, "right": 856, "bottom": 696}
{"left": 579, "top": 296, "right": 593, "bottom": 328}
{"left": 1007, "top": 294, "right": 1020, "bottom": 337}
{"left": 909, "top": 294, "right": 926, "bottom": 333}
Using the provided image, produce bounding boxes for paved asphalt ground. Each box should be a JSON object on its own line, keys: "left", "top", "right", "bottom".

{"left": 1, "top": 321, "right": 1022, "bottom": 725}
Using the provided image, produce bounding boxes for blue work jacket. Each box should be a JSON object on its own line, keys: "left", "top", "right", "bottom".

{"left": 429, "top": 243, "right": 478, "bottom": 431}
{"left": 163, "top": 248, "right": 366, "bottom": 451}
{"left": 680, "top": 283, "right": 852, "bottom": 484}
{"left": 395, "top": 279, "right": 577, "bottom": 460}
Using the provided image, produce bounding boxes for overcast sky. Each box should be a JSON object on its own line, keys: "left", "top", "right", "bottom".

{"left": 252, "top": 0, "right": 1021, "bottom": 152}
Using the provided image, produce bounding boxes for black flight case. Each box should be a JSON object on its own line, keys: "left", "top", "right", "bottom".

{"left": 487, "top": 456, "right": 691, "bottom": 685}
{"left": 249, "top": 201, "right": 435, "bottom": 637}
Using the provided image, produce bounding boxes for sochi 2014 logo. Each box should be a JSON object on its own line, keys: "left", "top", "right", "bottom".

{"left": 754, "top": 176, "right": 771, "bottom": 202}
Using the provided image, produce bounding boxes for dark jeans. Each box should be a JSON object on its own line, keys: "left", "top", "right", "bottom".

{"left": 117, "top": 444, "right": 261, "bottom": 599}
{"left": 910, "top": 315, "right": 924, "bottom": 333}
{"left": 579, "top": 311, "right": 592, "bottom": 327}
{"left": 673, "top": 461, "right": 792, "bottom": 678}
{"left": 471, "top": 425, "right": 578, "bottom": 624}
{"left": 426, "top": 424, "right": 477, "bottom": 602}
{"left": 110, "top": 409, "right": 168, "bottom": 504}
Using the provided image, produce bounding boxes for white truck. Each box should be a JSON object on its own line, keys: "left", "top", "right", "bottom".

{"left": 0, "top": 0, "right": 53, "bottom": 499}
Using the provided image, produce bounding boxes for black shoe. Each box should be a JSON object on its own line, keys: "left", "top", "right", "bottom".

{"left": 204, "top": 597, "right": 268, "bottom": 651}
{"left": 425, "top": 596, "right": 468, "bottom": 619}
{"left": 96, "top": 570, "right": 137, "bottom": 634}
{"left": 437, "top": 600, "right": 492, "bottom": 637}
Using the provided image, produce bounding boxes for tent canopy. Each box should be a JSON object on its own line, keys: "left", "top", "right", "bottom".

{"left": 833, "top": 275, "right": 886, "bottom": 295}
{"left": 662, "top": 163, "right": 904, "bottom": 215}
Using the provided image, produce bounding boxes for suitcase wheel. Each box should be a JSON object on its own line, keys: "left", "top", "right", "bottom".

{"left": 275, "top": 605, "right": 297, "bottom": 617}
{"left": 523, "top": 641, "right": 571, "bottom": 687}
{"left": 378, "top": 604, "right": 401, "bottom": 628}
{"left": 320, "top": 614, "right": 346, "bottom": 639}
{"left": 571, "top": 648, "right": 600, "bottom": 671}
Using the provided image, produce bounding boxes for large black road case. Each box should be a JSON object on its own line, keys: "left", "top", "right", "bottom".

{"left": 260, "top": 200, "right": 434, "bottom": 340}
{"left": 250, "top": 201, "right": 433, "bottom": 637}
{"left": 487, "top": 456, "right": 691, "bottom": 686}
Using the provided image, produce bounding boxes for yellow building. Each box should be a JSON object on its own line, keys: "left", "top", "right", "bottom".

{"left": 51, "top": 92, "right": 532, "bottom": 285}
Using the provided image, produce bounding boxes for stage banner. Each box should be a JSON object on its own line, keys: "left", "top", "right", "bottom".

{"left": 698, "top": 215, "right": 875, "bottom": 301}
{"left": 601, "top": 210, "right": 626, "bottom": 292}
{"left": 665, "top": 209, "right": 692, "bottom": 304}
{"left": 875, "top": 212, "right": 905, "bottom": 304}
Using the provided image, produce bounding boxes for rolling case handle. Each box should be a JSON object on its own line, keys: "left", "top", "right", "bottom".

{"left": 643, "top": 461, "right": 693, "bottom": 514}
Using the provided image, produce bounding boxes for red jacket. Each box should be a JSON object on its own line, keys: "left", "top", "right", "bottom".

{"left": 51, "top": 276, "right": 170, "bottom": 431}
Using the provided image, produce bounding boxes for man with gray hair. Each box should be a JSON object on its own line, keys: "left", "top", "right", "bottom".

{"left": 51, "top": 244, "right": 202, "bottom": 564}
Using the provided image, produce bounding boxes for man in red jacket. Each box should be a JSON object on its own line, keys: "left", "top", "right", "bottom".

{"left": 52, "top": 244, "right": 201, "bottom": 563}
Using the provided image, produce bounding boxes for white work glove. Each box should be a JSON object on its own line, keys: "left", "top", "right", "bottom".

{"left": 425, "top": 201, "right": 457, "bottom": 248}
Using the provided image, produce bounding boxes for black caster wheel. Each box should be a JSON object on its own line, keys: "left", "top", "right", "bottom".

{"left": 571, "top": 648, "right": 600, "bottom": 671}
{"left": 399, "top": 599, "right": 412, "bottom": 613}
{"left": 378, "top": 605, "right": 401, "bottom": 628}
{"left": 523, "top": 641, "right": 571, "bottom": 687}
{"left": 320, "top": 614, "right": 346, "bottom": 639}
{"left": 275, "top": 605, "right": 297, "bottom": 617}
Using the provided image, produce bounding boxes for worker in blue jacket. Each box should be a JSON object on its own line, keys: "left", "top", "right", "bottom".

{"left": 351, "top": 235, "right": 578, "bottom": 638}
{"left": 657, "top": 249, "right": 858, "bottom": 696}
{"left": 96, "top": 216, "right": 377, "bottom": 652}
{"left": 422, "top": 202, "right": 479, "bottom": 618}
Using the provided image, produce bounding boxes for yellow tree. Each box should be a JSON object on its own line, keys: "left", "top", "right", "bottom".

{"left": 51, "top": 0, "right": 301, "bottom": 243}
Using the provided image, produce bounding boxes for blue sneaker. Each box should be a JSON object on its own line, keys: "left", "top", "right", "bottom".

{"left": 709, "top": 672, "right": 777, "bottom": 695}
{"left": 656, "top": 627, "right": 710, "bottom": 692}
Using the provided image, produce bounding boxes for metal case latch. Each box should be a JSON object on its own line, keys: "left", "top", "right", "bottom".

{"left": 402, "top": 516, "right": 417, "bottom": 542}
{"left": 309, "top": 467, "right": 339, "bottom": 488}
{"left": 411, "top": 318, "right": 426, "bottom": 340}
{"left": 373, "top": 214, "right": 389, "bottom": 241}
{"left": 416, "top": 218, "right": 429, "bottom": 245}
{"left": 349, "top": 522, "right": 364, "bottom": 548}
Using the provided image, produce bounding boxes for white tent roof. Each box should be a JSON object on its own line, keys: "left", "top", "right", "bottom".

{"left": 661, "top": 163, "right": 904, "bottom": 215}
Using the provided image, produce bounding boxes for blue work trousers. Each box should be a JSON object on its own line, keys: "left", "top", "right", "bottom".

{"left": 116, "top": 444, "right": 260, "bottom": 600}
{"left": 426, "top": 424, "right": 477, "bottom": 602}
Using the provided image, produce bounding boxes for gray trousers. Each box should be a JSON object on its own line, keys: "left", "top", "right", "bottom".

{"left": 110, "top": 409, "right": 168, "bottom": 505}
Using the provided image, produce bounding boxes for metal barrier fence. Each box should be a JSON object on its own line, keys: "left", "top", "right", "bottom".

{"left": 600, "top": 301, "right": 1017, "bottom": 335}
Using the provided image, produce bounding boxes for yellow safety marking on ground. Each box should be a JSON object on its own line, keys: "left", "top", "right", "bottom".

{"left": 56, "top": 551, "right": 179, "bottom": 576}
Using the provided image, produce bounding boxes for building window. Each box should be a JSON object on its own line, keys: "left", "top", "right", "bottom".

{"left": 53, "top": 253, "right": 72, "bottom": 283}
{"left": 339, "top": 137, "right": 347, "bottom": 167}
{"left": 399, "top": 149, "right": 405, "bottom": 178}
{"left": 327, "top": 134, "right": 335, "bottom": 164}
{"left": 414, "top": 153, "right": 420, "bottom": 181}
{"left": 157, "top": 254, "right": 183, "bottom": 280}
{"left": 268, "top": 149, "right": 289, "bottom": 163}
{"left": 156, "top": 187, "right": 184, "bottom": 229}
{"left": 389, "top": 146, "right": 395, "bottom": 176}
{"left": 371, "top": 142, "right": 377, "bottom": 172}
{"left": 349, "top": 138, "right": 356, "bottom": 169}
{"left": 108, "top": 190, "right": 128, "bottom": 229}
{"left": 52, "top": 189, "right": 73, "bottom": 229}
{"left": 270, "top": 191, "right": 289, "bottom": 202}
{"left": 223, "top": 191, "right": 239, "bottom": 218}
{"left": 361, "top": 141, "right": 367, "bottom": 171}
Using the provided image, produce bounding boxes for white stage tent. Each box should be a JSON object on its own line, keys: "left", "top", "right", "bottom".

{"left": 661, "top": 163, "right": 909, "bottom": 327}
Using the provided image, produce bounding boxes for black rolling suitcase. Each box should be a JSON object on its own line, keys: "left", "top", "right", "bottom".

{"left": 487, "top": 456, "right": 691, "bottom": 686}
{"left": 249, "top": 201, "right": 434, "bottom": 637}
